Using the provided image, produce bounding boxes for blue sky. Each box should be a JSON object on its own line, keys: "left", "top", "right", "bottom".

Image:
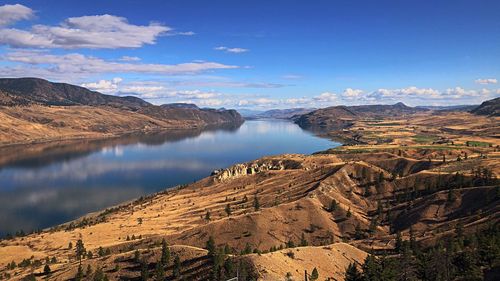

{"left": 0, "top": 0, "right": 499, "bottom": 109}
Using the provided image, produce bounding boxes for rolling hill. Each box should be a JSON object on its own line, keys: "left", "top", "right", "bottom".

{"left": 0, "top": 78, "right": 243, "bottom": 146}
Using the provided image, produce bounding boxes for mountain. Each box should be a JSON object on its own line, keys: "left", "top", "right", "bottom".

{"left": 0, "top": 77, "right": 243, "bottom": 145}
{"left": 161, "top": 103, "right": 199, "bottom": 109}
{"left": 0, "top": 77, "right": 150, "bottom": 109}
{"left": 416, "top": 104, "right": 478, "bottom": 111}
{"left": 471, "top": 96, "right": 500, "bottom": 116}
{"left": 248, "top": 108, "right": 316, "bottom": 119}
{"left": 295, "top": 102, "right": 426, "bottom": 130}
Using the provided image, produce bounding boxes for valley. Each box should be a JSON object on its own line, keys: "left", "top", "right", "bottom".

{"left": 0, "top": 98, "right": 498, "bottom": 280}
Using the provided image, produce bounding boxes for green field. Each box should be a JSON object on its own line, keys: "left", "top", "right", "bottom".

{"left": 412, "top": 135, "right": 439, "bottom": 143}
{"left": 466, "top": 141, "right": 491, "bottom": 147}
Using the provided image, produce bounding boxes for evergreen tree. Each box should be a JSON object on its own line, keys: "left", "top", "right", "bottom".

{"left": 173, "top": 255, "right": 181, "bottom": 278}
{"left": 329, "top": 199, "right": 337, "bottom": 212}
{"left": 75, "top": 264, "right": 84, "bottom": 281}
{"left": 206, "top": 236, "right": 216, "bottom": 257}
{"left": 310, "top": 267, "right": 319, "bottom": 281}
{"left": 225, "top": 204, "right": 232, "bottom": 216}
{"left": 395, "top": 231, "right": 403, "bottom": 253}
{"left": 154, "top": 262, "right": 165, "bottom": 281}
{"left": 299, "top": 233, "right": 308, "bottom": 247}
{"left": 346, "top": 207, "right": 352, "bottom": 218}
{"left": 254, "top": 196, "right": 260, "bottom": 211}
{"left": 345, "top": 263, "right": 363, "bottom": 281}
{"left": 205, "top": 210, "right": 211, "bottom": 221}
{"left": 362, "top": 255, "right": 381, "bottom": 281}
{"left": 43, "top": 264, "right": 51, "bottom": 275}
{"left": 93, "top": 267, "right": 107, "bottom": 281}
{"left": 75, "top": 239, "right": 86, "bottom": 265}
{"left": 161, "top": 238, "right": 170, "bottom": 266}
{"left": 140, "top": 260, "right": 149, "bottom": 281}
{"left": 86, "top": 265, "right": 92, "bottom": 277}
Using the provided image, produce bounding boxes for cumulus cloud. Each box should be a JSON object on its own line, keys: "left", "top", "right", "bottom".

{"left": 81, "top": 78, "right": 123, "bottom": 93}
{"left": 119, "top": 56, "right": 141, "bottom": 61}
{"left": 475, "top": 78, "right": 497, "bottom": 85}
{"left": 341, "top": 88, "right": 363, "bottom": 99}
{"left": 0, "top": 8, "right": 186, "bottom": 49}
{"left": 214, "top": 46, "right": 249, "bottom": 53}
{"left": 313, "top": 92, "right": 338, "bottom": 103}
{"left": 1, "top": 50, "right": 238, "bottom": 79}
{"left": 0, "top": 4, "right": 34, "bottom": 27}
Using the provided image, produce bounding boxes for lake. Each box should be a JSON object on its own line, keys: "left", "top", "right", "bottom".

{"left": 0, "top": 120, "right": 338, "bottom": 236}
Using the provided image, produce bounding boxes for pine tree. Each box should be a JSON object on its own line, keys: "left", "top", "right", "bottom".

{"left": 173, "top": 255, "right": 181, "bottom": 278}
{"left": 161, "top": 238, "right": 170, "bottom": 266}
{"left": 206, "top": 236, "right": 216, "bottom": 257}
{"left": 395, "top": 231, "right": 403, "bottom": 253}
{"left": 362, "top": 255, "right": 380, "bottom": 281}
{"left": 86, "top": 265, "right": 92, "bottom": 277}
{"left": 329, "top": 199, "right": 337, "bottom": 212}
{"left": 254, "top": 196, "right": 260, "bottom": 211}
{"left": 310, "top": 267, "right": 319, "bottom": 281}
{"left": 346, "top": 207, "right": 352, "bottom": 218}
{"left": 140, "top": 260, "right": 149, "bottom": 281}
{"left": 205, "top": 210, "right": 211, "bottom": 221}
{"left": 75, "top": 264, "right": 84, "bottom": 281}
{"left": 154, "top": 262, "right": 165, "bottom": 281}
{"left": 93, "top": 267, "right": 107, "bottom": 281}
{"left": 43, "top": 264, "right": 51, "bottom": 275}
{"left": 345, "top": 263, "right": 363, "bottom": 281}
{"left": 75, "top": 239, "right": 86, "bottom": 265}
{"left": 225, "top": 204, "right": 232, "bottom": 216}
{"left": 299, "top": 233, "right": 308, "bottom": 247}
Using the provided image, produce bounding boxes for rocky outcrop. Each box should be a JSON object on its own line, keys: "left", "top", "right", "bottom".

{"left": 211, "top": 158, "right": 303, "bottom": 181}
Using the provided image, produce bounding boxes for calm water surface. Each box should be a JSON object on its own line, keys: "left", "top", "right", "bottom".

{"left": 0, "top": 120, "right": 338, "bottom": 235}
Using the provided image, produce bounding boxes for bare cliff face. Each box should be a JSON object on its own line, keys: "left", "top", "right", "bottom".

{"left": 211, "top": 156, "right": 303, "bottom": 181}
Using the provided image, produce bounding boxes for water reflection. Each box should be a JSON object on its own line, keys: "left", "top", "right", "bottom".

{"left": 0, "top": 120, "right": 338, "bottom": 236}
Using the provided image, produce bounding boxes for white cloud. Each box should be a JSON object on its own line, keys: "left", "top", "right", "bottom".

{"left": 173, "top": 80, "right": 286, "bottom": 88}
{"left": 0, "top": 13, "right": 172, "bottom": 49}
{"left": 313, "top": 92, "right": 338, "bottom": 103}
{"left": 119, "top": 56, "right": 141, "bottom": 61}
{"left": 238, "top": 98, "right": 279, "bottom": 107}
{"left": 175, "top": 31, "right": 195, "bottom": 36}
{"left": 282, "top": 74, "right": 302, "bottom": 80}
{"left": 1, "top": 50, "right": 238, "bottom": 79}
{"left": 81, "top": 78, "right": 123, "bottom": 93}
{"left": 214, "top": 46, "right": 249, "bottom": 53}
{"left": 475, "top": 78, "right": 497, "bottom": 85}
{"left": 0, "top": 4, "right": 34, "bottom": 27}
{"left": 342, "top": 88, "right": 363, "bottom": 99}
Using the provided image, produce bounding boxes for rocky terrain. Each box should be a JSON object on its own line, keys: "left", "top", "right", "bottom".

{"left": 0, "top": 78, "right": 243, "bottom": 146}
{"left": 471, "top": 97, "right": 500, "bottom": 116}
{"left": 0, "top": 95, "right": 499, "bottom": 280}
{"left": 0, "top": 138, "right": 498, "bottom": 280}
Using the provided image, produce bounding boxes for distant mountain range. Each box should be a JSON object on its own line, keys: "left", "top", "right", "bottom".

{"left": 246, "top": 108, "right": 316, "bottom": 119}
{"left": 415, "top": 104, "right": 478, "bottom": 111}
